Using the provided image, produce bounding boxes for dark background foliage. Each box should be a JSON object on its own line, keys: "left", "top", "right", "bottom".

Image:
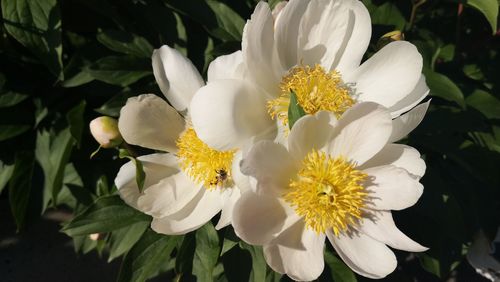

{"left": 0, "top": 0, "right": 499, "bottom": 281}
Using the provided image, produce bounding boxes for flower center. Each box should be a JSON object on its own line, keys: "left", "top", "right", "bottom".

{"left": 267, "top": 65, "right": 355, "bottom": 127}
{"left": 176, "top": 127, "right": 236, "bottom": 189}
{"left": 283, "top": 150, "right": 368, "bottom": 235}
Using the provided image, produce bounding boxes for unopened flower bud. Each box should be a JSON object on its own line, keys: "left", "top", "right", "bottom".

{"left": 377, "top": 30, "right": 405, "bottom": 50}
{"left": 89, "top": 233, "right": 101, "bottom": 241}
{"left": 89, "top": 116, "right": 123, "bottom": 148}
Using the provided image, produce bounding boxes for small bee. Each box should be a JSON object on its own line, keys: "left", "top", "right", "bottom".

{"left": 210, "top": 169, "right": 228, "bottom": 186}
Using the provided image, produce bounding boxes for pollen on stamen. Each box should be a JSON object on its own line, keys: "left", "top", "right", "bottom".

{"left": 283, "top": 150, "right": 368, "bottom": 235}
{"left": 176, "top": 127, "right": 236, "bottom": 189}
{"left": 267, "top": 64, "right": 355, "bottom": 128}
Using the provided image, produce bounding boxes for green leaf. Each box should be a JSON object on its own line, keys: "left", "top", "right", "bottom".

{"left": 8, "top": 151, "right": 35, "bottom": 231}
{"left": 463, "top": 64, "right": 485, "bottom": 81}
{"left": 239, "top": 242, "right": 267, "bottom": 282}
{"left": 0, "top": 161, "right": 15, "bottom": 195}
{"left": 0, "top": 91, "right": 29, "bottom": 108}
{"left": 362, "top": 0, "right": 406, "bottom": 30}
{"left": 35, "top": 127, "right": 75, "bottom": 209}
{"left": 94, "top": 90, "right": 135, "bottom": 117}
{"left": 60, "top": 71, "right": 94, "bottom": 88}
{"left": 85, "top": 56, "right": 152, "bottom": 86}
{"left": 418, "top": 253, "right": 441, "bottom": 278}
{"left": 467, "top": 0, "right": 499, "bottom": 34}
{"left": 62, "top": 195, "right": 150, "bottom": 236}
{"left": 119, "top": 149, "right": 146, "bottom": 192}
{"left": 175, "top": 233, "right": 196, "bottom": 276}
{"left": 117, "top": 229, "right": 180, "bottom": 282}
{"left": 324, "top": 250, "right": 357, "bottom": 282}
{"left": 206, "top": 0, "right": 245, "bottom": 41}
{"left": 97, "top": 30, "right": 154, "bottom": 58}
{"left": 423, "top": 69, "right": 465, "bottom": 108}
{"left": 164, "top": 0, "right": 243, "bottom": 41}
{"left": 108, "top": 220, "right": 150, "bottom": 262}
{"left": 66, "top": 100, "right": 86, "bottom": 146}
{"left": 466, "top": 89, "right": 500, "bottom": 119}
{"left": 288, "top": 91, "right": 306, "bottom": 129}
{"left": 0, "top": 125, "right": 30, "bottom": 141}
{"left": 1, "top": 0, "right": 63, "bottom": 79}
{"left": 193, "top": 222, "right": 221, "bottom": 282}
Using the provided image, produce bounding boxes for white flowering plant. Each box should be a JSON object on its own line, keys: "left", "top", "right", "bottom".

{"left": 1, "top": 0, "right": 499, "bottom": 281}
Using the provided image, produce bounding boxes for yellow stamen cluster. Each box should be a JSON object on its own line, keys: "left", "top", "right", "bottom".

{"left": 267, "top": 65, "right": 355, "bottom": 127}
{"left": 176, "top": 127, "right": 236, "bottom": 189}
{"left": 283, "top": 151, "right": 368, "bottom": 235}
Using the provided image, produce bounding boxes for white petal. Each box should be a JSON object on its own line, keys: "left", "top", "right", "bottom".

{"left": 274, "top": 0, "right": 310, "bottom": 70}
{"left": 118, "top": 94, "right": 185, "bottom": 152}
{"left": 152, "top": 45, "right": 205, "bottom": 111}
{"left": 364, "top": 165, "right": 424, "bottom": 211}
{"left": 389, "top": 100, "right": 430, "bottom": 142}
{"left": 327, "top": 102, "right": 392, "bottom": 166}
{"left": 288, "top": 111, "right": 336, "bottom": 162}
{"left": 346, "top": 41, "right": 423, "bottom": 108}
{"left": 242, "top": 2, "right": 281, "bottom": 95}
{"left": 360, "top": 210, "right": 428, "bottom": 252}
{"left": 232, "top": 191, "right": 289, "bottom": 245}
{"left": 240, "top": 140, "right": 297, "bottom": 196}
{"left": 361, "top": 144, "right": 426, "bottom": 178}
{"left": 388, "top": 75, "right": 430, "bottom": 118}
{"left": 334, "top": 0, "right": 371, "bottom": 75}
{"left": 297, "top": 0, "right": 359, "bottom": 70}
{"left": 231, "top": 151, "right": 252, "bottom": 194}
{"left": 115, "top": 153, "right": 179, "bottom": 210}
{"left": 151, "top": 188, "right": 223, "bottom": 235}
{"left": 207, "top": 51, "right": 246, "bottom": 82}
{"left": 215, "top": 187, "right": 241, "bottom": 230}
{"left": 137, "top": 171, "right": 202, "bottom": 218}
{"left": 190, "top": 79, "right": 274, "bottom": 151}
{"left": 328, "top": 230, "right": 397, "bottom": 279}
{"left": 264, "top": 228, "right": 325, "bottom": 281}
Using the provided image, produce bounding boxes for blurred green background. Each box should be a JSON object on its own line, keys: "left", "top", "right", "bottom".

{"left": 0, "top": 0, "right": 499, "bottom": 281}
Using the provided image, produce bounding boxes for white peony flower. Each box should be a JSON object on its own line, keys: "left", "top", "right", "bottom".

{"left": 114, "top": 45, "right": 250, "bottom": 234}
{"left": 189, "top": 0, "right": 429, "bottom": 152}
{"left": 232, "top": 102, "right": 428, "bottom": 281}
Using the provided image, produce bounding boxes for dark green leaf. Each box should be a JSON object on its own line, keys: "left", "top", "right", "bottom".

{"left": 108, "top": 220, "right": 150, "bottom": 262}
{"left": 424, "top": 69, "right": 465, "bottom": 108}
{"left": 0, "top": 161, "right": 15, "bottom": 195}
{"left": 1, "top": 0, "right": 63, "bottom": 79}
{"left": 362, "top": 0, "right": 406, "bottom": 30}
{"left": 97, "top": 30, "right": 153, "bottom": 58}
{"left": 0, "top": 125, "right": 30, "bottom": 141}
{"left": 66, "top": 100, "right": 86, "bottom": 146}
{"left": 119, "top": 149, "right": 146, "bottom": 192}
{"left": 62, "top": 195, "right": 150, "bottom": 236}
{"left": 117, "top": 229, "right": 180, "bottom": 282}
{"left": 95, "top": 90, "right": 135, "bottom": 117}
{"left": 466, "top": 89, "right": 500, "bottom": 119}
{"left": 193, "top": 222, "right": 221, "bottom": 282}
{"left": 61, "top": 71, "right": 94, "bottom": 88}
{"left": 0, "top": 91, "right": 29, "bottom": 108}
{"left": 239, "top": 242, "right": 267, "bottom": 282}
{"left": 85, "top": 56, "right": 152, "bottom": 86}
{"left": 35, "top": 128, "right": 75, "bottom": 209}
{"left": 463, "top": 64, "right": 485, "bottom": 81}
{"left": 8, "top": 151, "right": 34, "bottom": 231}
{"left": 288, "top": 91, "right": 306, "bottom": 129}
{"left": 324, "top": 250, "right": 357, "bottom": 282}
{"left": 206, "top": 0, "right": 245, "bottom": 41}
{"left": 467, "top": 0, "right": 499, "bottom": 34}
{"left": 175, "top": 233, "right": 196, "bottom": 276}
{"left": 418, "top": 253, "right": 441, "bottom": 278}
